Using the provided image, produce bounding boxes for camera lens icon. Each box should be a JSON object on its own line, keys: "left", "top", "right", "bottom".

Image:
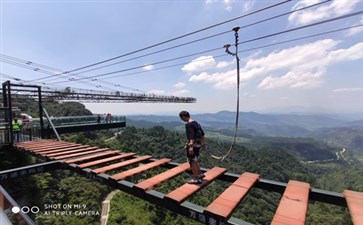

{"left": 11, "top": 206, "right": 40, "bottom": 214}
{"left": 11, "top": 206, "right": 21, "bottom": 214}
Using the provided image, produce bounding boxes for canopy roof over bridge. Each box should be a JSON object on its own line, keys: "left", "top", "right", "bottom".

{"left": 1, "top": 81, "right": 196, "bottom": 103}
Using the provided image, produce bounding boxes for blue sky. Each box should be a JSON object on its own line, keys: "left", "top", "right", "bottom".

{"left": 1, "top": 0, "right": 362, "bottom": 115}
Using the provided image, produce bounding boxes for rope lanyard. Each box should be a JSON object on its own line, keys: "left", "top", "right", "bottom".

{"left": 202, "top": 27, "right": 241, "bottom": 161}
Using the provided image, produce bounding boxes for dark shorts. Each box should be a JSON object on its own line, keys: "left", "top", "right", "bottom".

{"left": 186, "top": 146, "right": 200, "bottom": 162}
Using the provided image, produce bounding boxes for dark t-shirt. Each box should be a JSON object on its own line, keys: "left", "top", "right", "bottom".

{"left": 185, "top": 121, "right": 205, "bottom": 143}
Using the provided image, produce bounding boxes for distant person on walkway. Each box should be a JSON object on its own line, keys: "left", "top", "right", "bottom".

{"left": 179, "top": 111, "right": 206, "bottom": 184}
{"left": 12, "top": 117, "right": 22, "bottom": 142}
{"left": 97, "top": 114, "right": 101, "bottom": 123}
{"left": 106, "top": 113, "right": 111, "bottom": 123}
{"left": 108, "top": 113, "right": 113, "bottom": 123}
{"left": 102, "top": 113, "right": 107, "bottom": 123}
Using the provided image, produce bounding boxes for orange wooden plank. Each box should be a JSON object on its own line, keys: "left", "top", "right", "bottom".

{"left": 27, "top": 142, "right": 77, "bottom": 149}
{"left": 271, "top": 180, "right": 310, "bottom": 225}
{"left": 36, "top": 145, "right": 90, "bottom": 154}
{"left": 110, "top": 158, "right": 171, "bottom": 180}
{"left": 17, "top": 140, "right": 68, "bottom": 148}
{"left": 135, "top": 162, "right": 190, "bottom": 191}
{"left": 46, "top": 146, "right": 100, "bottom": 157}
{"left": 28, "top": 145, "right": 79, "bottom": 152}
{"left": 91, "top": 155, "right": 152, "bottom": 174}
{"left": 77, "top": 152, "right": 135, "bottom": 168}
{"left": 15, "top": 140, "right": 56, "bottom": 146}
{"left": 30, "top": 143, "right": 82, "bottom": 152}
{"left": 165, "top": 167, "right": 227, "bottom": 204}
{"left": 344, "top": 190, "right": 363, "bottom": 225}
{"left": 51, "top": 148, "right": 109, "bottom": 160}
{"left": 65, "top": 151, "right": 121, "bottom": 164}
{"left": 204, "top": 172, "right": 259, "bottom": 219}
{"left": 25, "top": 143, "right": 76, "bottom": 151}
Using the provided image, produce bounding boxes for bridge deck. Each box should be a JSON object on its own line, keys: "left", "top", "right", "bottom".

{"left": 14, "top": 140, "right": 363, "bottom": 225}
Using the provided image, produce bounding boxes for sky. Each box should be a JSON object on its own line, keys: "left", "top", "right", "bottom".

{"left": 1, "top": 0, "right": 362, "bottom": 115}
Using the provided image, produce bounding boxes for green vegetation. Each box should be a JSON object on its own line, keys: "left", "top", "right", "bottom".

{"left": 2, "top": 101, "right": 363, "bottom": 225}
{"left": 105, "top": 126, "right": 362, "bottom": 225}
{"left": 14, "top": 98, "right": 92, "bottom": 117}
{"left": 108, "top": 191, "right": 198, "bottom": 225}
{"left": 312, "top": 127, "right": 363, "bottom": 153}
{"left": 34, "top": 171, "right": 111, "bottom": 225}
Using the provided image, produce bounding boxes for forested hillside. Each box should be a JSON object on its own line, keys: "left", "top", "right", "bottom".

{"left": 3, "top": 124, "right": 362, "bottom": 225}
{"left": 0, "top": 101, "right": 101, "bottom": 225}
{"left": 104, "top": 126, "right": 362, "bottom": 225}
{"left": 13, "top": 99, "right": 92, "bottom": 117}
{"left": 2, "top": 100, "right": 362, "bottom": 225}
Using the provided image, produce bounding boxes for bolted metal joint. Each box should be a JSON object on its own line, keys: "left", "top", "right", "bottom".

{"left": 224, "top": 44, "right": 236, "bottom": 56}
{"left": 232, "top": 26, "right": 240, "bottom": 32}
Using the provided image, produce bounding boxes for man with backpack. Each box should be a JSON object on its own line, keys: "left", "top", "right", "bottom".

{"left": 179, "top": 111, "right": 206, "bottom": 184}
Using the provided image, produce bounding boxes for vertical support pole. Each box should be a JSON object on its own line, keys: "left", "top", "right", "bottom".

{"left": 38, "top": 86, "right": 45, "bottom": 139}
{"left": 0, "top": 191, "right": 4, "bottom": 210}
{"left": 7, "top": 81, "right": 14, "bottom": 144}
{"left": 2, "top": 81, "right": 9, "bottom": 143}
{"left": 2, "top": 82, "right": 8, "bottom": 108}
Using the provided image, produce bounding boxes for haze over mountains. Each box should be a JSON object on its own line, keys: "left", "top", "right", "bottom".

{"left": 127, "top": 111, "right": 363, "bottom": 155}
{"left": 128, "top": 110, "right": 363, "bottom": 135}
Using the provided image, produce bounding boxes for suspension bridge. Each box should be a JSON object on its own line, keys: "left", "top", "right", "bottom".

{"left": 0, "top": 139, "right": 362, "bottom": 225}
{"left": 1, "top": 1, "right": 363, "bottom": 224}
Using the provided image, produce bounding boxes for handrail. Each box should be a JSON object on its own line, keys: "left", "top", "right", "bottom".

{"left": 42, "top": 107, "right": 61, "bottom": 141}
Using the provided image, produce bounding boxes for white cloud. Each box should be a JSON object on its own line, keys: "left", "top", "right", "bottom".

{"left": 181, "top": 56, "right": 216, "bottom": 73}
{"left": 258, "top": 41, "right": 363, "bottom": 89}
{"left": 258, "top": 70, "right": 325, "bottom": 89}
{"left": 189, "top": 70, "right": 237, "bottom": 89}
{"left": 171, "top": 89, "right": 190, "bottom": 96}
{"left": 204, "top": 0, "right": 254, "bottom": 12}
{"left": 216, "top": 59, "right": 235, "bottom": 69}
{"left": 242, "top": 0, "right": 255, "bottom": 12}
{"left": 332, "top": 87, "right": 363, "bottom": 93}
{"left": 346, "top": 16, "right": 363, "bottom": 36}
{"left": 205, "top": 0, "right": 216, "bottom": 4}
{"left": 148, "top": 89, "right": 165, "bottom": 95}
{"left": 187, "top": 39, "right": 363, "bottom": 90}
{"left": 148, "top": 88, "right": 190, "bottom": 97}
{"left": 328, "top": 42, "right": 363, "bottom": 62}
{"left": 224, "top": 0, "right": 232, "bottom": 11}
{"left": 143, "top": 64, "right": 154, "bottom": 71}
{"left": 174, "top": 82, "right": 186, "bottom": 89}
{"left": 288, "top": 0, "right": 359, "bottom": 26}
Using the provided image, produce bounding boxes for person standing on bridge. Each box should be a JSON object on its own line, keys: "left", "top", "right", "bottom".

{"left": 12, "top": 117, "right": 22, "bottom": 142}
{"left": 179, "top": 111, "right": 205, "bottom": 184}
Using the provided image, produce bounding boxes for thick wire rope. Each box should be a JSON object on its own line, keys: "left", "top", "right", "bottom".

{"left": 0, "top": 55, "right": 146, "bottom": 93}
{"left": 6, "top": 23, "right": 359, "bottom": 91}
{"left": 46, "top": 11, "right": 363, "bottom": 85}
{"left": 30, "top": 0, "right": 291, "bottom": 83}
{"left": 51, "top": 24, "right": 361, "bottom": 81}
{"left": 32, "top": 0, "right": 331, "bottom": 84}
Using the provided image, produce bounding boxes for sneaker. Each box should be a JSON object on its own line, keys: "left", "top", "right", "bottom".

{"left": 188, "top": 178, "right": 202, "bottom": 184}
{"left": 198, "top": 173, "right": 205, "bottom": 179}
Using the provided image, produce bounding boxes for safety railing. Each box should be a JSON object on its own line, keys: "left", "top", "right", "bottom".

{"left": 12, "top": 123, "right": 42, "bottom": 143}
{"left": 32, "top": 115, "right": 126, "bottom": 127}
{"left": 0, "top": 185, "right": 36, "bottom": 225}
{"left": 0, "top": 124, "right": 10, "bottom": 145}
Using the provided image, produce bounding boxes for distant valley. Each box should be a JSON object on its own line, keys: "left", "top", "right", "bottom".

{"left": 127, "top": 111, "right": 363, "bottom": 158}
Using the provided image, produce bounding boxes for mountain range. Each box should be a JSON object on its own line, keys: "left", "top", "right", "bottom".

{"left": 128, "top": 110, "right": 362, "bottom": 135}
{"left": 127, "top": 111, "right": 363, "bottom": 154}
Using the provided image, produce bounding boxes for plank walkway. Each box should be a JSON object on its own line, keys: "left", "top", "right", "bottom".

{"left": 15, "top": 140, "right": 363, "bottom": 225}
